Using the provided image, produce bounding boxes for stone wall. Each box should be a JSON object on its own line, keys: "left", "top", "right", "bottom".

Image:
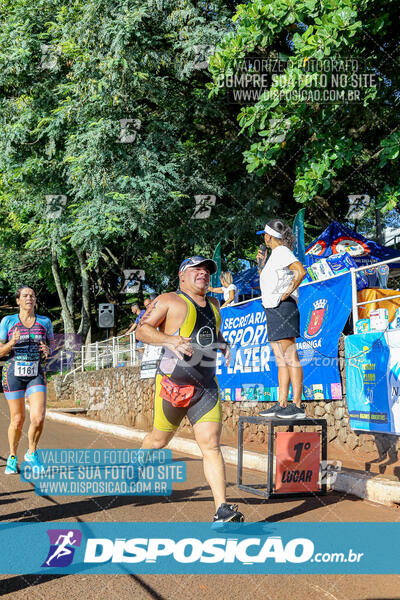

{"left": 52, "top": 336, "right": 400, "bottom": 459}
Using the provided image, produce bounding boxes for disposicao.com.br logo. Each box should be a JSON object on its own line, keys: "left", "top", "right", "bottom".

{"left": 88, "top": 536, "right": 365, "bottom": 566}
{"left": 84, "top": 535, "right": 313, "bottom": 565}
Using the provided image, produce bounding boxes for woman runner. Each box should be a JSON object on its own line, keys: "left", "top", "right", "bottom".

{"left": 0, "top": 286, "right": 54, "bottom": 474}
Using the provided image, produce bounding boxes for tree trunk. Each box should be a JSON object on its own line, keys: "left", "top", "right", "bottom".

{"left": 75, "top": 247, "right": 91, "bottom": 344}
{"left": 51, "top": 247, "right": 75, "bottom": 333}
{"left": 66, "top": 279, "right": 75, "bottom": 322}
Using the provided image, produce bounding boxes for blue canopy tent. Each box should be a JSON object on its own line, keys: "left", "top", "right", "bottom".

{"left": 233, "top": 267, "right": 260, "bottom": 298}
{"left": 305, "top": 221, "right": 400, "bottom": 269}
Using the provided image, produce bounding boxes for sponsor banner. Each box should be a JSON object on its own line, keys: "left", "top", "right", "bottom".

{"left": 1, "top": 522, "right": 400, "bottom": 574}
{"left": 275, "top": 432, "right": 320, "bottom": 493}
{"left": 345, "top": 330, "right": 400, "bottom": 434}
{"left": 217, "top": 273, "right": 352, "bottom": 401}
{"left": 19, "top": 449, "right": 186, "bottom": 497}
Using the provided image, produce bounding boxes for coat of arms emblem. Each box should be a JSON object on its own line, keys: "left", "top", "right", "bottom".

{"left": 305, "top": 299, "right": 327, "bottom": 338}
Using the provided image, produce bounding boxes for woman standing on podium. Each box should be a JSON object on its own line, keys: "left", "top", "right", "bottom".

{"left": 256, "top": 220, "right": 307, "bottom": 420}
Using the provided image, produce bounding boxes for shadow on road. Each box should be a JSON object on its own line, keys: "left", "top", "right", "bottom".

{"left": 0, "top": 485, "right": 221, "bottom": 522}
{"left": 0, "top": 477, "right": 352, "bottom": 523}
{"left": 255, "top": 491, "right": 358, "bottom": 522}
{"left": 0, "top": 573, "right": 168, "bottom": 599}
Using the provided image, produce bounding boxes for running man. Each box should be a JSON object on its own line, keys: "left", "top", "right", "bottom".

{"left": 46, "top": 531, "right": 77, "bottom": 566}
{"left": 135, "top": 256, "right": 244, "bottom": 525}
{"left": 0, "top": 286, "right": 54, "bottom": 474}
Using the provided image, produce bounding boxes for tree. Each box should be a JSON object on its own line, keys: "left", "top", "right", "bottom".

{"left": 0, "top": 0, "right": 283, "bottom": 336}
{"left": 208, "top": 0, "right": 400, "bottom": 227}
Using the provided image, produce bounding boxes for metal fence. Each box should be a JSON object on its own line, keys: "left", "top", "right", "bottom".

{"left": 62, "top": 332, "right": 140, "bottom": 381}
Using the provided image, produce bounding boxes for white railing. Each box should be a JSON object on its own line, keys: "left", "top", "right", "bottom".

{"left": 62, "top": 332, "right": 140, "bottom": 381}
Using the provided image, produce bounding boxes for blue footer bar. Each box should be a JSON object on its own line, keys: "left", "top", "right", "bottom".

{"left": 0, "top": 522, "right": 398, "bottom": 574}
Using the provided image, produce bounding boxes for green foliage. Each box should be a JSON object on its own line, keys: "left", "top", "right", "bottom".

{"left": 0, "top": 0, "right": 277, "bottom": 323}
{"left": 208, "top": 0, "right": 400, "bottom": 221}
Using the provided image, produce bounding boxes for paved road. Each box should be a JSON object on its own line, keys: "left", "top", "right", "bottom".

{"left": 0, "top": 414, "right": 399, "bottom": 599}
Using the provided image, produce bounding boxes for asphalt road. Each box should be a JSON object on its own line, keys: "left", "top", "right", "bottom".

{"left": 0, "top": 411, "right": 400, "bottom": 600}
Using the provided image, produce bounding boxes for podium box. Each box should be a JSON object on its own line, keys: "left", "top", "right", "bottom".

{"left": 237, "top": 416, "right": 327, "bottom": 499}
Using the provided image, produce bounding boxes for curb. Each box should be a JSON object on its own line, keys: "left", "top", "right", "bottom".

{"left": 46, "top": 411, "right": 400, "bottom": 507}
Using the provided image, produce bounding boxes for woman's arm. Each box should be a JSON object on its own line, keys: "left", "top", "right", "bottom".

{"left": 221, "top": 289, "right": 235, "bottom": 308}
{"left": 208, "top": 286, "right": 223, "bottom": 293}
{"left": 280, "top": 261, "right": 307, "bottom": 301}
{"left": 0, "top": 330, "right": 20, "bottom": 358}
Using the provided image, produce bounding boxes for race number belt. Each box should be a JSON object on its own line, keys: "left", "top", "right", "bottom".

{"left": 159, "top": 376, "right": 194, "bottom": 408}
{"left": 14, "top": 361, "right": 39, "bottom": 377}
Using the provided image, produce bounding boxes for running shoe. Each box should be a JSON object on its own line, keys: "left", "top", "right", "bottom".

{"left": 24, "top": 450, "right": 45, "bottom": 473}
{"left": 275, "top": 403, "right": 306, "bottom": 420}
{"left": 5, "top": 455, "right": 18, "bottom": 475}
{"left": 212, "top": 503, "right": 244, "bottom": 527}
{"left": 258, "top": 404, "right": 286, "bottom": 418}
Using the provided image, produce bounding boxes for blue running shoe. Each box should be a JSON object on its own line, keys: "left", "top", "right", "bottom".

{"left": 5, "top": 455, "right": 18, "bottom": 475}
{"left": 24, "top": 450, "right": 45, "bottom": 473}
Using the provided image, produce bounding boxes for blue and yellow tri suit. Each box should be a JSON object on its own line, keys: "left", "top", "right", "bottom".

{"left": 154, "top": 291, "right": 222, "bottom": 432}
{"left": 0, "top": 314, "right": 54, "bottom": 400}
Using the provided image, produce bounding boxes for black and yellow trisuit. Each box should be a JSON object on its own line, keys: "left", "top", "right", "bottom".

{"left": 154, "top": 291, "right": 222, "bottom": 432}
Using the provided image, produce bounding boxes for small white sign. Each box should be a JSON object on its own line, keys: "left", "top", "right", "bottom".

{"left": 45, "top": 195, "right": 67, "bottom": 219}
{"left": 117, "top": 119, "right": 141, "bottom": 143}
{"left": 346, "top": 194, "right": 370, "bottom": 220}
{"left": 193, "top": 44, "right": 215, "bottom": 70}
{"left": 40, "top": 44, "right": 61, "bottom": 70}
{"left": 267, "top": 118, "right": 291, "bottom": 144}
{"left": 192, "top": 195, "right": 216, "bottom": 219}
{"left": 122, "top": 269, "right": 145, "bottom": 294}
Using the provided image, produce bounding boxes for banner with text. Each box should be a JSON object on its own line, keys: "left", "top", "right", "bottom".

{"left": 345, "top": 330, "right": 400, "bottom": 434}
{"left": 216, "top": 273, "right": 352, "bottom": 401}
{"left": 1, "top": 522, "right": 400, "bottom": 574}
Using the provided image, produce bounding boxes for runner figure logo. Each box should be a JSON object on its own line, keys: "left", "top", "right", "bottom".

{"left": 42, "top": 529, "right": 82, "bottom": 567}
{"left": 389, "top": 362, "right": 400, "bottom": 404}
{"left": 305, "top": 299, "right": 327, "bottom": 339}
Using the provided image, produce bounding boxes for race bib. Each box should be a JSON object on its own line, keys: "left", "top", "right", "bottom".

{"left": 14, "top": 361, "right": 39, "bottom": 377}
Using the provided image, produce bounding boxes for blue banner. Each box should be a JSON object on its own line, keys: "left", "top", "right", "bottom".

{"left": 1, "top": 522, "right": 400, "bottom": 574}
{"left": 345, "top": 330, "right": 400, "bottom": 433}
{"left": 217, "top": 273, "right": 352, "bottom": 401}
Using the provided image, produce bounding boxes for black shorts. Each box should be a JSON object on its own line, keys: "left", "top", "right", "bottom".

{"left": 264, "top": 297, "right": 300, "bottom": 342}
{"left": 153, "top": 373, "right": 222, "bottom": 432}
{"left": 2, "top": 360, "right": 47, "bottom": 400}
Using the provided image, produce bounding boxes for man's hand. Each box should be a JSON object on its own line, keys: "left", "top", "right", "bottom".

{"left": 164, "top": 336, "right": 193, "bottom": 360}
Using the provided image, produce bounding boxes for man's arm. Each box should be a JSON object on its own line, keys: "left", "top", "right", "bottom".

{"left": 124, "top": 322, "right": 137, "bottom": 335}
{"left": 280, "top": 261, "right": 307, "bottom": 301}
{"left": 135, "top": 295, "right": 193, "bottom": 360}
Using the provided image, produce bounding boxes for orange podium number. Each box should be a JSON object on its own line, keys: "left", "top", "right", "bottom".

{"left": 275, "top": 432, "right": 320, "bottom": 493}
